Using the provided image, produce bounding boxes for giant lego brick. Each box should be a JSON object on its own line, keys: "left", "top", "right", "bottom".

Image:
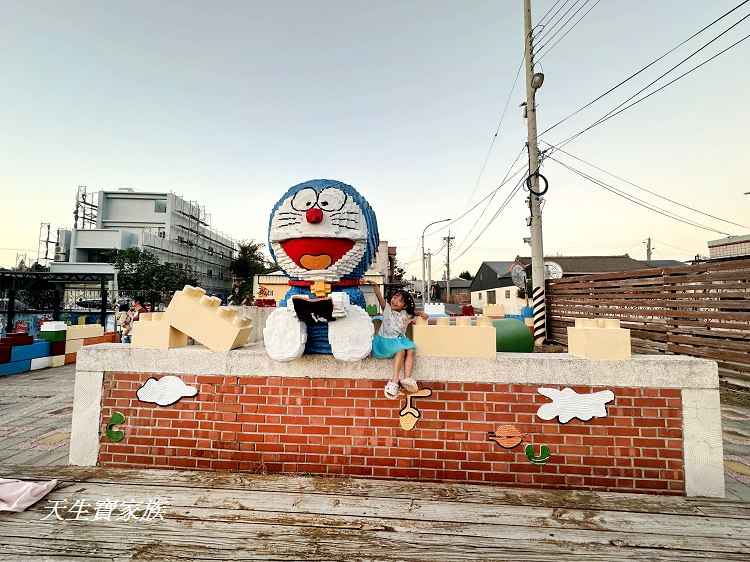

{"left": 0, "top": 360, "right": 31, "bottom": 377}
{"left": 39, "top": 321, "right": 67, "bottom": 343}
{"left": 51, "top": 355, "right": 66, "bottom": 367}
{"left": 30, "top": 356, "right": 51, "bottom": 370}
{"left": 0, "top": 333, "right": 34, "bottom": 347}
{"left": 0, "top": 344, "right": 10, "bottom": 364}
{"left": 10, "top": 340, "right": 51, "bottom": 362}
{"left": 83, "top": 332, "right": 119, "bottom": 345}
{"left": 50, "top": 341, "right": 66, "bottom": 356}
{"left": 162, "top": 286, "right": 252, "bottom": 351}
{"left": 412, "top": 316, "right": 496, "bottom": 358}
{"left": 65, "top": 324, "right": 105, "bottom": 354}
{"left": 567, "top": 318, "right": 631, "bottom": 361}
{"left": 66, "top": 324, "right": 104, "bottom": 341}
{"left": 131, "top": 312, "right": 189, "bottom": 350}
{"left": 64, "top": 353, "right": 77, "bottom": 365}
{"left": 482, "top": 304, "right": 506, "bottom": 317}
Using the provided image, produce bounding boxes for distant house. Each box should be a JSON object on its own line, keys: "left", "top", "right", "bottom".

{"left": 707, "top": 234, "right": 750, "bottom": 259}
{"left": 470, "top": 255, "right": 657, "bottom": 314}
{"left": 435, "top": 277, "right": 472, "bottom": 304}
{"left": 469, "top": 261, "right": 518, "bottom": 313}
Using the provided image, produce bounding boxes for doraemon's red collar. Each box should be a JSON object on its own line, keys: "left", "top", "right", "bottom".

{"left": 288, "top": 279, "right": 363, "bottom": 287}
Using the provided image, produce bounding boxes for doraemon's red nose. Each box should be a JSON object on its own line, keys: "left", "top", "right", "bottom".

{"left": 306, "top": 207, "right": 323, "bottom": 224}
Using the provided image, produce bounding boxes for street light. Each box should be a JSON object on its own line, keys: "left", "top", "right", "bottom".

{"left": 421, "top": 218, "right": 450, "bottom": 308}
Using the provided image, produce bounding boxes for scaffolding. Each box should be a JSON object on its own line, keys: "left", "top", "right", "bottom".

{"left": 37, "top": 223, "right": 53, "bottom": 267}
{"left": 73, "top": 186, "right": 98, "bottom": 229}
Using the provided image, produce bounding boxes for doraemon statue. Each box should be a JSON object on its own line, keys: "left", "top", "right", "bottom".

{"left": 263, "top": 179, "right": 379, "bottom": 361}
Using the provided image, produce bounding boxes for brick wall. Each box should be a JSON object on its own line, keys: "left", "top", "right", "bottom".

{"left": 100, "top": 373, "right": 684, "bottom": 495}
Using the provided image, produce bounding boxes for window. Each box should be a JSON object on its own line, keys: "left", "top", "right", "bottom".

{"left": 478, "top": 293, "right": 482, "bottom": 300}
{"left": 505, "top": 290, "right": 511, "bottom": 299}
{"left": 154, "top": 200, "right": 167, "bottom": 213}
{"left": 487, "top": 290, "right": 496, "bottom": 304}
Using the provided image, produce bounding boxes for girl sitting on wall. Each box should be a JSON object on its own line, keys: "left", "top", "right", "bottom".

{"left": 366, "top": 281, "right": 429, "bottom": 399}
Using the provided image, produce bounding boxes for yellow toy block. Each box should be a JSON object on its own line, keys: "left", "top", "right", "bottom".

{"left": 162, "top": 286, "right": 253, "bottom": 351}
{"left": 483, "top": 304, "right": 506, "bottom": 317}
{"left": 412, "top": 316, "right": 496, "bottom": 358}
{"left": 66, "top": 324, "right": 104, "bottom": 341}
{"left": 130, "top": 312, "right": 189, "bottom": 349}
{"left": 51, "top": 355, "right": 66, "bottom": 367}
{"left": 567, "top": 318, "right": 631, "bottom": 360}
{"left": 65, "top": 324, "right": 104, "bottom": 353}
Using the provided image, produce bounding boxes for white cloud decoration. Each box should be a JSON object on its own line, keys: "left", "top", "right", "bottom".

{"left": 536, "top": 387, "right": 615, "bottom": 424}
{"left": 136, "top": 376, "right": 198, "bottom": 406}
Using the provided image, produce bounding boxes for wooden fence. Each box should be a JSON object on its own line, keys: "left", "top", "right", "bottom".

{"left": 545, "top": 258, "right": 750, "bottom": 384}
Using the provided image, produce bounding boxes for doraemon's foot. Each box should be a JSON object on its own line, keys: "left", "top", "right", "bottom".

{"left": 263, "top": 307, "right": 307, "bottom": 362}
{"left": 327, "top": 305, "right": 374, "bottom": 361}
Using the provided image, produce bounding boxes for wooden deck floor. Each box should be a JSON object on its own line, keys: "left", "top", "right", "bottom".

{"left": 1, "top": 464, "right": 749, "bottom": 561}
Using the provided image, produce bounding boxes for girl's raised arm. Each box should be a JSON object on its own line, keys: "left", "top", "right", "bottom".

{"left": 366, "top": 280, "right": 386, "bottom": 309}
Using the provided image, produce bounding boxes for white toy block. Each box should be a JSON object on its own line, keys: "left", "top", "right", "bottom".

{"left": 423, "top": 303, "right": 446, "bottom": 316}
{"left": 30, "top": 357, "right": 51, "bottom": 370}
{"left": 483, "top": 304, "right": 506, "bottom": 317}
{"left": 413, "top": 318, "right": 496, "bottom": 358}
{"left": 130, "top": 312, "right": 189, "bottom": 350}
{"left": 41, "top": 321, "right": 67, "bottom": 332}
{"left": 567, "top": 318, "right": 631, "bottom": 360}
{"left": 162, "top": 285, "right": 253, "bottom": 351}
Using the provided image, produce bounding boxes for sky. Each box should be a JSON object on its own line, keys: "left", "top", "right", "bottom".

{"left": 1, "top": 0, "right": 749, "bottom": 280}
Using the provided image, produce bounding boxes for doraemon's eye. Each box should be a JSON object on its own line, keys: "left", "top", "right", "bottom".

{"left": 290, "top": 188, "right": 318, "bottom": 211}
{"left": 318, "top": 187, "right": 347, "bottom": 211}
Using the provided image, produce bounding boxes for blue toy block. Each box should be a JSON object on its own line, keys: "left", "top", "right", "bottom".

{"left": 10, "top": 340, "right": 51, "bottom": 362}
{"left": 0, "top": 360, "right": 32, "bottom": 377}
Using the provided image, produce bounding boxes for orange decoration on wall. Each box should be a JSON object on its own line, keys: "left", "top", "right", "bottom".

{"left": 488, "top": 425, "right": 523, "bottom": 449}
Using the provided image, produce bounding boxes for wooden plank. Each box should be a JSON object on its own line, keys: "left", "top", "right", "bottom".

{"left": 13, "top": 479, "right": 748, "bottom": 540}
{"left": 1, "top": 470, "right": 748, "bottom": 561}
{"left": 0, "top": 465, "right": 711, "bottom": 516}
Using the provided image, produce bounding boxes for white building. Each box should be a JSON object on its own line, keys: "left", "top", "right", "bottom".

{"left": 51, "top": 189, "right": 236, "bottom": 294}
{"left": 707, "top": 234, "right": 750, "bottom": 259}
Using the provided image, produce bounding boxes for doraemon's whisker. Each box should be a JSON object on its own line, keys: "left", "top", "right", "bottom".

{"left": 331, "top": 223, "right": 359, "bottom": 230}
{"left": 331, "top": 218, "right": 358, "bottom": 222}
{"left": 278, "top": 212, "right": 302, "bottom": 217}
{"left": 277, "top": 221, "right": 301, "bottom": 226}
{"left": 330, "top": 212, "right": 359, "bottom": 216}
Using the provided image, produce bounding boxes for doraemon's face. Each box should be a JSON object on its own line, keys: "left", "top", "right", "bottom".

{"left": 269, "top": 183, "right": 371, "bottom": 281}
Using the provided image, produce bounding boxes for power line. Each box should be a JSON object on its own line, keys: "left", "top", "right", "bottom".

{"left": 543, "top": 143, "right": 750, "bottom": 230}
{"left": 539, "top": 0, "right": 750, "bottom": 137}
{"left": 536, "top": 0, "right": 567, "bottom": 29}
{"left": 552, "top": 27, "right": 750, "bottom": 148}
{"left": 451, "top": 175, "right": 528, "bottom": 262}
{"left": 535, "top": 0, "right": 596, "bottom": 55}
{"left": 534, "top": 0, "right": 581, "bottom": 44}
{"left": 536, "top": 0, "right": 601, "bottom": 60}
{"left": 453, "top": 55, "right": 525, "bottom": 241}
{"left": 453, "top": 146, "right": 528, "bottom": 253}
{"left": 549, "top": 156, "right": 733, "bottom": 236}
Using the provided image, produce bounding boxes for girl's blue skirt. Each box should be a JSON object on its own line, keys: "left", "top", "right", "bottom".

{"left": 372, "top": 335, "right": 416, "bottom": 359}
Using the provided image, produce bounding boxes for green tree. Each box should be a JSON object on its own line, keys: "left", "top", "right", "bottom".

{"left": 459, "top": 270, "right": 474, "bottom": 280}
{"left": 229, "top": 241, "right": 277, "bottom": 305}
{"left": 108, "top": 248, "right": 197, "bottom": 293}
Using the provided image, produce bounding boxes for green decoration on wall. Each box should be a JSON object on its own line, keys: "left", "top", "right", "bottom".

{"left": 106, "top": 411, "right": 126, "bottom": 442}
{"left": 525, "top": 444, "right": 551, "bottom": 466}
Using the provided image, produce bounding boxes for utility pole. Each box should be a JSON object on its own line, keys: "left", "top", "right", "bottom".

{"left": 444, "top": 232, "right": 454, "bottom": 305}
{"left": 523, "top": 0, "right": 547, "bottom": 346}
{"left": 646, "top": 237, "right": 652, "bottom": 260}
{"left": 427, "top": 251, "right": 433, "bottom": 304}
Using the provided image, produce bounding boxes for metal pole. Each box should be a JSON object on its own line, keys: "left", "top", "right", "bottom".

{"left": 420, "top": 218, "right": 450, "bottom": 308}
{"left": 444, "top": 232, "right": 454, "bottom": 305}
{"left": 524, "top": 0, "right": 547, "bottom": 346}
{"left": 426, "top": 251, "right": 432, "bottom": 305}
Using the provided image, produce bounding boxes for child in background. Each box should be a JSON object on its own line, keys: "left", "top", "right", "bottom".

{"left": 115, "top": 303, "right": 131, "bottom": 342}
{"left": 367, "top": 281, "right": 429, "bottom": 399}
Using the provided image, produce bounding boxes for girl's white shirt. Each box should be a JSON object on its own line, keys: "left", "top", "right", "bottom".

{"left": 378, "top": 303, "right": 411, "bottom": 339}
